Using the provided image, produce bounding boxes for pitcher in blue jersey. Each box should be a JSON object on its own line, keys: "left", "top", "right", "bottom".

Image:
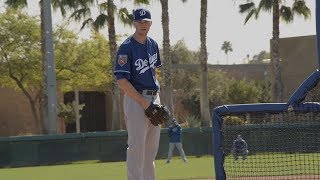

{"left": 114, "top": 8, "right": 162, "bottom": 180}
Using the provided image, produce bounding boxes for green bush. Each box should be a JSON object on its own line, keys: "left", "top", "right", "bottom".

{"left": 183, "top": 115, "right": 201, "bottom": 128}
{"left": 57, "top": 102, "right": 85, "bottom": 124}
{"left": 223, "top": 116, "right": 246, "bottom": 125}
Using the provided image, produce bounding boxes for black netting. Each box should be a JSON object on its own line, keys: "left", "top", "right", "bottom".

{"left": 222, "top": 105, "right": 320, "bottom": 179}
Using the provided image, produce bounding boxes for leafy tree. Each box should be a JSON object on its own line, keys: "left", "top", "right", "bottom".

{"left": 68, "top": 0, "right": 149, "bottom": 130}
{"left": 223, "top": 116, "right": 246, "bottom": 125}
{"left": 54, "top": 29, "right": 112, "bottom": 92}
{"left": 54, "top": 27, "right": 112, "bottom": 133}
{"left": 5, "top": 0, "right": 80, "bottom": 133}
{"left": 199, "top": 0, "right": 210, "bottom": 126}
{"left": 249, "top": 50, "right": 270, "bottom": 64}
{"left": 170, "top": 39, "right": 199, "bottom": 65}
{"left": 168, "top": 40, "right": 199, "bottom": 93}
{"left": 168, "top": 41, "right": 267, "bottom": 123}
{"left": 238, "top": 0, "right": 311, "bottom": 102}
{"left": 57, "top": 102, "right": 85, "bottom": 124}
{"left": 0, "top": 9, "right": 43, "bottom": 132}
{"left": 0, "top": 10, "right": 112, "bottom": 134}
{"left": 224, "top": 79, "right": 263, "bottom": 104}
{"left": 221, "top": 41, "right": 233, "bottom": 65}
{"left": 181, "top": 71, "right": 230, "bottom": 119}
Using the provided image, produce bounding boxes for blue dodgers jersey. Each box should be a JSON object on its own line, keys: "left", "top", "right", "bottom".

{"left": 114, "top": 36, "right": 162, "bottom": 91}
{"left": 234, "top": 139, "right": 247, "bottom": 150}
{"left": 168, "top": 124, "right": 182, "bottom": 143}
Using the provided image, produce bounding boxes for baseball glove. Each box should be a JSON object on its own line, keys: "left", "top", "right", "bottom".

{"left": 145, "top": 102, "right": 170, "bottom": 126}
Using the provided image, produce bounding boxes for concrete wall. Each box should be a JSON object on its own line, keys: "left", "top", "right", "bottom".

{"left": 279, "top": 35, "right": 318, "bottom": 101}
{"left": 0, "top": 88, "right": 37, "bottom": 136}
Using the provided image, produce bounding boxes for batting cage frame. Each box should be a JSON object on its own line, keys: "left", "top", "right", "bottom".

{"left": 212, "top": 69, "right": 320, "bottom": 180}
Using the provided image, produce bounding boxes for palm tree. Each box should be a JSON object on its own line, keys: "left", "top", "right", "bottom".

{"left": 221, "top": 41, "right": 233, "bottom": 65}
{"left": 159, "top": 0, "right": 187, "bottom": 118}
{"left": 238, "top": 0, "right": 311, "bottom": 102}
{"left": 5, "top": 0, "right": 77, "bottom": 133}
{"left": 199, "top": 0, "right": 210, "bottom": 126}
{"left": 68, "top": 0, "right": 149, "bottom": 130}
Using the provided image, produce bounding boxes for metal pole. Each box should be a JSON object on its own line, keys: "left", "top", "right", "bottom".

{"left": 316, "top": 0, "right": 320, "bottom": 69}
{"left": 43, "top": 0, "right": 57, "bottom": 134}
{"left": 74, "top": 89, "right": 80, "bottom": 133}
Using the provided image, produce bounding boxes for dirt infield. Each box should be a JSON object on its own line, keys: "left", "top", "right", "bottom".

{"left": 228, "top": 175, "right": 320, "bottom": 180}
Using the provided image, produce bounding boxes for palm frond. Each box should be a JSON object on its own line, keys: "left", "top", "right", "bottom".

{"left": 69, "top": 7, "right": 92, "bottom": 22}
{"left": 80, "top": 18, "right": 94, "bottom": 30}
{"left": 118, "top": 8, "right": 134, "bottom": 27}
{"left": 52, "top": 0, "right": 87, "bottom": 17}
{"left": 78, "top": 0, "right": 95, "bottom": 7}
{"left": 93, "top": 13, "right": 108, "bottom": 31}
{"left": 52, "top": 0, "right": 67, "bottom": 17}
{"left": 239, "top": 2, "right": 255, "bottom": 14}
{"left": 280, "top": 6, "right": 293, "bottom": 23}
{"left": 5, "top": 0, "right": 27, "bottom": 9}
{"left": 99, "top": 2, "right": 108, "bottom": 11}
{"left": 257, "top": 0, "right": 272, "bottom": 13}
{"left": 292, "top": 0, "right": 311, "bottom": 20}
{"left": 244, "top": 9, "right": 256, "bottom": 24}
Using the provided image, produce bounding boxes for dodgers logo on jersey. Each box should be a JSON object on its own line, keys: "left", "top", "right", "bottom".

{"left": 118, "top": 55, "right": 127, "bottom": 67}
{"left": 135, "top": 53, "right": 157, "bottom": 74}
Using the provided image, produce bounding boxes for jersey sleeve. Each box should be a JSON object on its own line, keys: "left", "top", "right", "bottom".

{"left": 114, "top": 44, "right": 131, "bottom": 80}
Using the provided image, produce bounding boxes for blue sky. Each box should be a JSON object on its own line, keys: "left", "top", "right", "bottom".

{"left": 1, "top": 0, "right": 317, "bottom": 65}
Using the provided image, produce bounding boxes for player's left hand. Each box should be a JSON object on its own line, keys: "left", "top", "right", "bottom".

{"left": 145, "top": 102, "right": 170, "bottom": 126}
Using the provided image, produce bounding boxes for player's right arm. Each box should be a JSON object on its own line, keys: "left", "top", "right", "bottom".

{"left": 117, "top": 79, "right": 149, "bottom": 109}
{"left": 114, "top": 43, "right": 149, "bottom": 110}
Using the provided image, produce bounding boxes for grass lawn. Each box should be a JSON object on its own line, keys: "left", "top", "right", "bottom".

{"left": 224, "top": 152, "right": 320, "bottom": 177}
{"left": 1, "top": 153, "right": 318, "bottom": 179}
{"left": 0, "top": 156, "right": 215, "bottom": 180}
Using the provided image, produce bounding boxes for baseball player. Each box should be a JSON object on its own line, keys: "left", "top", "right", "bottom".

{"left": 166, "top": 118, "right": 188, "bottom": 163}
{"left": 114, "top": 8, "right": 162, "bottom": 180}
{"left": 231, "top": 135, "right": 249, "bottom": 160}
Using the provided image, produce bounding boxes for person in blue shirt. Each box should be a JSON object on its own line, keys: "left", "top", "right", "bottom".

{"left": 114, "top": 8, "right": 162, "bottom": 180}
{"left": 166, "top": 118, "right": 187, "bottom": 163}
{"left": 231, "top": 135, "right": 249, "bottom": 160}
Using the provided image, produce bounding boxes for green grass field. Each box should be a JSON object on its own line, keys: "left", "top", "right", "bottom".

{"left": 0, "top": 153, "right": 319, "bottom": 180}
{"left": 224, "top": 152, "right": 320, "bottom": 177}
{"left": 0, "top": 156, "right": 215, "bottom": 180}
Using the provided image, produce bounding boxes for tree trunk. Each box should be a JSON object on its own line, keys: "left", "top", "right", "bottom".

{"left": 12, "top": 76, "right": 42, "bottom": 134}
{"left": 160, "top": 0, "right": 174, "bottom": 117}
{"left": 107, "top": 0, "right": 120, "bottom": 130}
{"left": 271, "top": 0, "right": 283, "bottom": 102}
{"left": 200, "top": 0, "right": 211, "bottom": 126}
{"left": 226, "top": 53, "right": 229, "bottom": 65}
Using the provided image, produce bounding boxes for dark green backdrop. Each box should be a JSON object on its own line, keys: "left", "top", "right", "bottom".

{"left": 0, "top": 127, "right": 213, "bottom": 167}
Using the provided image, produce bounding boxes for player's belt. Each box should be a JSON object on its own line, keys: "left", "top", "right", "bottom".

{"left": 139, "top": 89, "right": 158, "bottom": 96}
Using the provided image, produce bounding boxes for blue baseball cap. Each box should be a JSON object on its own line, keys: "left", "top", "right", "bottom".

{"left": 133, "top": 8, "right": 151, "bottom": 21}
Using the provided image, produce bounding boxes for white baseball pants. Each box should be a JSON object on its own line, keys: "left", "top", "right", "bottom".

{"left": 123, "top": 93, "right": 161, "bottom": 180}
